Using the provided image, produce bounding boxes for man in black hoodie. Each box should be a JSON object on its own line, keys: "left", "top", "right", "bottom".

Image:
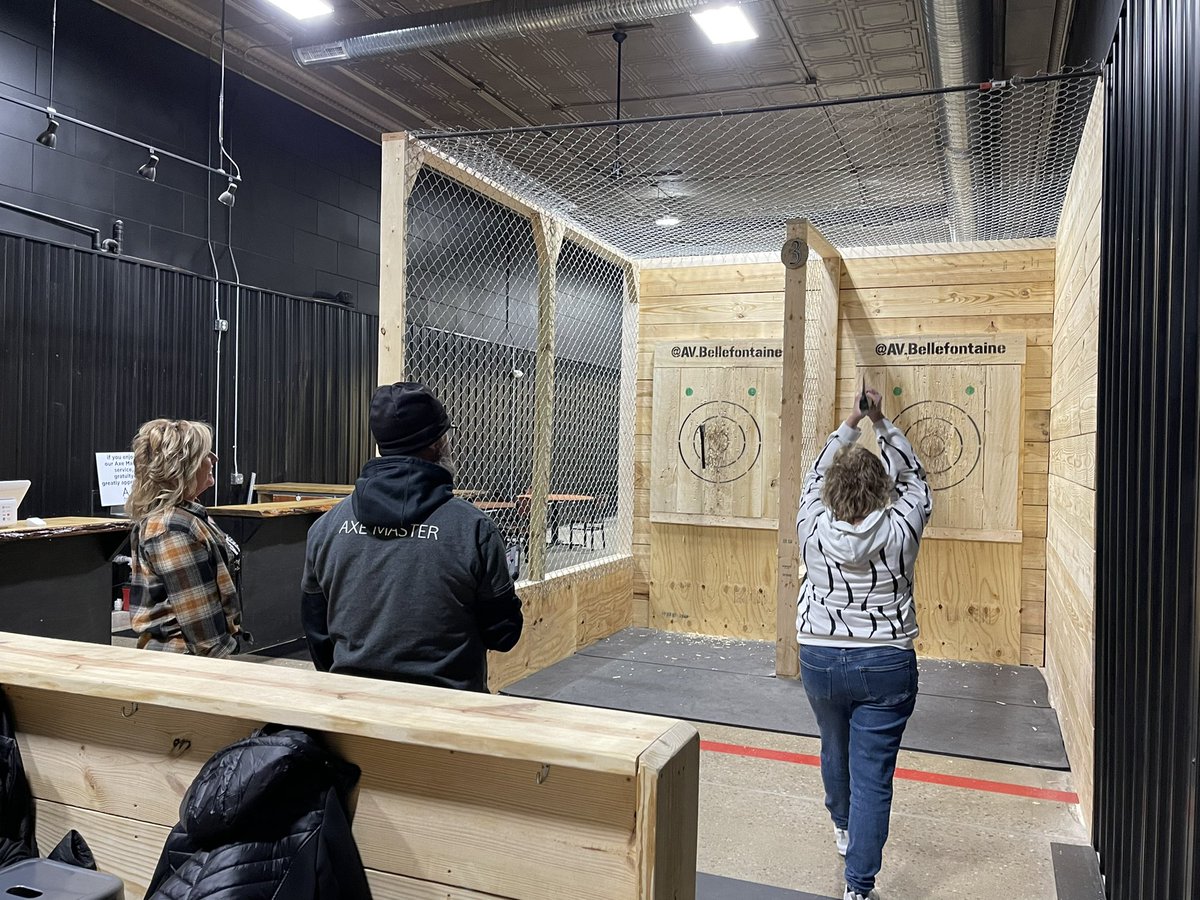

{"left": 301, "top": 382, "right": 523, "bottom": 691}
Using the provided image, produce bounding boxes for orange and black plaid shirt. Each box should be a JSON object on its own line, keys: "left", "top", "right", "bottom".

{"left": 129, "top": 501, "right": 242, "bottom": 657}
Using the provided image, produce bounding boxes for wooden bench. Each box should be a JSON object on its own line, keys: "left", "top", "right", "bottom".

{"left": 0, "top": 633, "right": 698, "bottom": 899}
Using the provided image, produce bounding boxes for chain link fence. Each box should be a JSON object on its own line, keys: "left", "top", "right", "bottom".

{"left": 404, "top": 165, "right": 634, "bottom": 578}
{"left": 413, "top": 71, "right": 1098, "bottom": 258}
{"left": 399, "top": 71, "right": 1096, "bottom": 579}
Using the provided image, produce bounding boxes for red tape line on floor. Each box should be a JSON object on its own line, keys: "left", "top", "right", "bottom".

{"left": 699, "top": 740, "right": 1080, "bottom": 804}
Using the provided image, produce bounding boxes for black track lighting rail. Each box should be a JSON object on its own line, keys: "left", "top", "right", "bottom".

{"left": 1, "top": 92, "right": 241, "bottom": 184}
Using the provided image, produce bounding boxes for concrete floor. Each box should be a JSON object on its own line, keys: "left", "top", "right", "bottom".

{"left": 116, "top": 625, "right": 1090, "bottom": 899}
{"left": 242, "top": 652, "right": 1088, "bottom": 899}
{"left": 694, "top": 722, "right": 1087, "bottom": 899}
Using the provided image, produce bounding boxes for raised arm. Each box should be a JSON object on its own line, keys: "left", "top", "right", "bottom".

{"left": 870, "top": 414, "right": 933, "bottom": 537}
{"left": 796, "top": 394, "right": 876, "bottom": 538}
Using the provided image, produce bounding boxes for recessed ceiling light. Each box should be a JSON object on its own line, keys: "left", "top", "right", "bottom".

{"left": 692, "top": 5, "right": 758, "bottom": 44}
{"left": 656, "top": 216, "right": 682, "bottom": 228}
{"left": 264, "top": 0, "right": 333, "bottom": 20}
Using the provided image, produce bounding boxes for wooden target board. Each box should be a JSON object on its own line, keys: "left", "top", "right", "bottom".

{"left": 651, "top": 341, "right": 783, "bottom": 529}
{"left": 854, "top": 335, "right": 1025, "bottom": 535}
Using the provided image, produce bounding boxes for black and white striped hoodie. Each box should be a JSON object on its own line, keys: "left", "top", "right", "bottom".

{"left": 795, "top": 419, "right": 933, "bottom": 650}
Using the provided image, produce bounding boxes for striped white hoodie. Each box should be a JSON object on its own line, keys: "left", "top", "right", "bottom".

{"left": 795, "top": 418, "right": 933, "bottom": 650}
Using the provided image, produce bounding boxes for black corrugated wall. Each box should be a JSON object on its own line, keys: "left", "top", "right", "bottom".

{"left": 0, "top": 232, "right": 377, "bottom": 515}
{"left": 1095, "top": 0, "right": 1200, "bottom": 897}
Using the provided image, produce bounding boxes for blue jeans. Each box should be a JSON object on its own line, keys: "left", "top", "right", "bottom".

{"left": 799, "top": 644, "right": 918, "bottom": 895}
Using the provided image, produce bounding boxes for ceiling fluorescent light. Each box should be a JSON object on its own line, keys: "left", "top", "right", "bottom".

{"left": 263, "top": 0, "right": 332, "bottom": 20}
{"left": 656, "top": 216, "right": 681, "bottom": 228}
{"left": 692, "top": 5, "right": 758, "bottom": 44}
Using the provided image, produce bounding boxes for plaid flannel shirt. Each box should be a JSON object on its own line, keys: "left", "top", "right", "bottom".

{"left": 130, "top": 501, "right": 242, "bottom": 657}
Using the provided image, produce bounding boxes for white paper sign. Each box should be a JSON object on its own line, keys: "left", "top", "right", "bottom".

{"left": 96, "top": 452, "right": 135, "bottom": 507}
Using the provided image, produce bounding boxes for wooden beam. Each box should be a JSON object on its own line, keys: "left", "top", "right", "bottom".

{"left": 775, "top": 219, "right": 809, "bottom": 677}
{"left": 636, "top": 722, "right": 700, "bottom": 900}
{"left": 419, "top": 147, "right": 630, "bottom": 271}
{"left": 0, "top": 633, "right": 673, "bottom": 774}
{"left": 617, "top": 263, "right": 640, "bottom": 551}
{"left": 805, "top": 222, "right": 840, "bottom": 262}
{"left": 378, "top": 133, "right": 424, "bottom": 385}
{"left": 806, "top": 252, "right": 842, "bottom": 460}
{"left": 528, "top": 213, "right": 566, "bottom": 580}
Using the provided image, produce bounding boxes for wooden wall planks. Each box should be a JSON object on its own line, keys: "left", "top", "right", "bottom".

{"left": 2, "top": 634, "right": 698, "bottom": 900}
{"left": 1046, "top": 81, "right": 1103, "bottom": 829}
{"left": 637, "top": 246, "right": 1055, "bottom": 664}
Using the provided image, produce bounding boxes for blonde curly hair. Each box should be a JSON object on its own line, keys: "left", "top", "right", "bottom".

{"left": 126, "top": 419, "right": 213, "bottom": 520}
{"left": 822, "top": 445, "right": 894, "bottom": 524}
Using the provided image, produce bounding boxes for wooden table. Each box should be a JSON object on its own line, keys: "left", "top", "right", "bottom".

{"left": 0, "top": 517, "right": 131, "bottom": 644}
{"left": 516, "top": 493, "right": 596, "bottom": 544}
{"left": 253, "top": 483, "right": 353, "bottom": 502}
{"left": 209, "top": 499, "right": 339, "bottom": 655}
{"left": 255, "top": 483, "right": 487, "bottom": 501}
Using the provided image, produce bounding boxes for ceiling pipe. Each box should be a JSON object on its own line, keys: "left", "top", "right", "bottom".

{"left": 918, "top": 0, "right": 992, "bottom": 242}
{"left": 294, "top": 0, "right": 715, "bottom": 66}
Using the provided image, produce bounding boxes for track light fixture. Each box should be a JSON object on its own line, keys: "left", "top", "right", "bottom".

{"left": 217, "top": 180, "right": 238, "bottom": 207}
{"left": 36, "top": 109, "right": 59, "bottom": 149}
{"left": 137, "top": 149, "right": 159, "bottom": 182}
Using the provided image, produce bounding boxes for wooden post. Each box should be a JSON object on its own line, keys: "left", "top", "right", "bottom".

{"left": 806, "top": 253, "right": 843, "bottom": 461}
{"left": 776, "top": 221, "right": 841, "bottom": 677}
{"left": 528, "top": 213, "right": 566, "bottom": 580}
{"left": 377, "top": 133, "right": 424, "bottom": 386}
{"left": 616, "top": 262, "right": 640, "bottom": 551}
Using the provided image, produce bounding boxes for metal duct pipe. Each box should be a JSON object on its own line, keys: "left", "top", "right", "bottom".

{"left": 919, "top": 0, "right": 992, "bottom": 242}
{"left": 295, "top": 0, "right": 714, "bottom": 66}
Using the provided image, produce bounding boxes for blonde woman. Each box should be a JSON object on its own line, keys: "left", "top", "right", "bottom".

{"left": 126, "top": 419, "right": 243, "bottom": 657}
{"left": 795, "top": 387, "right": 933, "bottom": 900}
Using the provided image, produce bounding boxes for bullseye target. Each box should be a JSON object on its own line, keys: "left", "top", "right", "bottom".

{"left": 678, "top": 400, "right": 763, "bottom": 484}
{"left": 891, "top": 400, "right": 982, "bottom": 490}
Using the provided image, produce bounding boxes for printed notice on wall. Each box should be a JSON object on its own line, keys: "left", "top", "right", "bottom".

{"left": 96, "top": 452, "right": 135, "bottom": 507}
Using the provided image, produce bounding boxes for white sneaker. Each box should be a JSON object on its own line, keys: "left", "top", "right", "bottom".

{"left": 843, "top": 888, "right": 880, "bottom": 900}
{"left": 833, "top": 826, "right": 849, "bottom": 856}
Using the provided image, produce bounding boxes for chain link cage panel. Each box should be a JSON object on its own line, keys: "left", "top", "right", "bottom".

{"left": 404, "top": 164, "right": 636, "bottom": 579}
{"left": 414, "top": 72, "right": 1098, "bottom": 260}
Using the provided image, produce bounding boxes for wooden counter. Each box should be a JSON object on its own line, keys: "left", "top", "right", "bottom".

{"left": 0, "top": 516, "right": 130, "bottom": 541}
{"left": 0, "top": 632, "right": 698, "bottom": 899}
{"left": 209, "top": 498, "right": 339, "bottom": 517}
{"left": 209, "top": 500, "right": 338, "bottom": 655}
{"left": 0, "top": 517, "right": 129, "bottom": 644}
{"left": 252, "top": 482, "right": 353, "bottom": 501}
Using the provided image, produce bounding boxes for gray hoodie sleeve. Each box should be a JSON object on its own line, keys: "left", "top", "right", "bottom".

{"left": 797, "top": 421, "right": 863, "bottom": 540}
{"left": 476, "top": 525, "right": 524, "bottom": 652}
{"left": 874, "top": 418, "right": 933, "bottom": 537}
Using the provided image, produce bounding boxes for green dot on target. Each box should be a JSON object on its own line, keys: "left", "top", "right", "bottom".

{"left": 748, "top": 387, "right": 757, "bottom": 397}
{"left": 685, "top": 387, "right": 693, "bottom": 397}
{"left": 966, "top": 385, "right": 976, "bottom": 395}
{"left": 892, "top": 387, "right": 902, "bottom": 397}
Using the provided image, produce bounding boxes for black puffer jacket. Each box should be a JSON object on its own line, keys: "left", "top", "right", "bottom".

{"left": 0, "top": 691, "right": 97, "bottom": 870}
{"left": 145, "top": 727, "right": 372, "bottom": 899}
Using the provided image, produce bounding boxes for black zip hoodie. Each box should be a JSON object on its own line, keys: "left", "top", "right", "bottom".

{"left": 301, "top": 455, "right": 523, "bottom": 691}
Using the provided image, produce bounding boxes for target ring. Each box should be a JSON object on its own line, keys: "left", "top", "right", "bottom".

{"left": 892, "top": 400, "right": 981, "bottom": 490}
{"left": 678, "top": 400, "right": 763, "bottom": 484}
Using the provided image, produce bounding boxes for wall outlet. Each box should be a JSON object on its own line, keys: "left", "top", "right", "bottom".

{"left": 229, "top": 472, "right": 245, "bottom": 485}
{"left": 214, "top": 318, "right": 229, "bottom": 332}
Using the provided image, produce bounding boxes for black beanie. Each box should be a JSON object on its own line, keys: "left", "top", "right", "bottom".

{"left": 370, "top": 382, "right": 452, "bottom": 457}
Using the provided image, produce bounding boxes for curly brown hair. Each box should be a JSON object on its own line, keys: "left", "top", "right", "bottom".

{"left": 821, "top": 445, "right": 894, "bottom": 523}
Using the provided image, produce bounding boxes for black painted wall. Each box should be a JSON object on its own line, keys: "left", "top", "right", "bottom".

{"left": 0, "top": 232, "right": 377, "bottom": 516}
{"left": 1095, "top": 0, "right": 1200, "bottom": 897}
{"left": 0, "top": 0, "right": 382, "bottom": 312}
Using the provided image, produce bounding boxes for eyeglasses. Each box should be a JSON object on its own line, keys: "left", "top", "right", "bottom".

{"left": 207, "top": 451, "right": 219, "bottom": 465}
